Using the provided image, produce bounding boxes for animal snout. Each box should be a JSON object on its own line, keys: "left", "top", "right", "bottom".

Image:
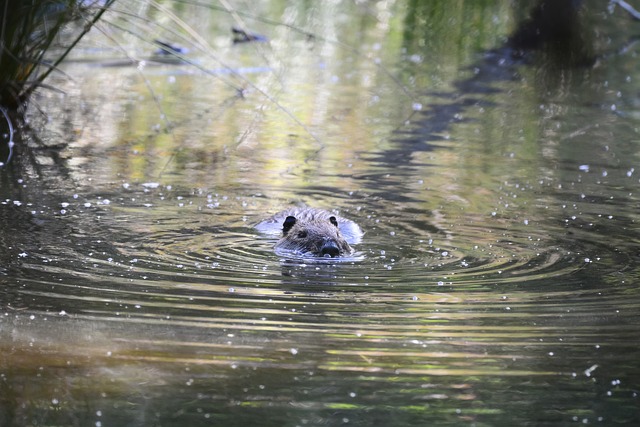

{"left": 320, "top": 240, "right": 341, "bottom": 257}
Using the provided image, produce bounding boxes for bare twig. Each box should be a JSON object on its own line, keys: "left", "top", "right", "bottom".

{"left": 611, "top": 0, "right": 640, "bottom": 20}
{"left": 0, "top": 106, "right": 15, "bottom": 166}
{"left": 36, "top": 1, "right": 118, "bottom": 85}
{"left": 173, "top": 0, "right": 416, "bottom": 100}
{"left": 90, "top": 20, "right": 176, "bottom": 134}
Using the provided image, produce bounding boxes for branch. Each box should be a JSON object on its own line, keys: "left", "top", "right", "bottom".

{"left": 0, "top": 106, "right": 15, "bottom": 166}
{"left": 612, "top": 0, "right": 640, "bottom": 20}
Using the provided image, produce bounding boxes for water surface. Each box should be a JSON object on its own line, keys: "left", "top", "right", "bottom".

{"left": 1, "top": 1, "right": 640, "bottom": 426}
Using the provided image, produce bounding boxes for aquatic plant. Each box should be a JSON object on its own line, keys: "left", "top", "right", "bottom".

{"left": 0, "top": 0, "right": 115, "bottom": 112}
{"left": 0, "top": 0, "right": 115, "bottom": 167}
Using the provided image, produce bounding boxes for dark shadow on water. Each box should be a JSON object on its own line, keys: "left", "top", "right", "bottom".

{"left": 362, "top": 0, "right": 598, "bottom": 182}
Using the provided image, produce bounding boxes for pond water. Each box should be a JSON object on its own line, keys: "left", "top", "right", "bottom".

{"left": 2, "top": 1, "right": 640, "bottom": 426}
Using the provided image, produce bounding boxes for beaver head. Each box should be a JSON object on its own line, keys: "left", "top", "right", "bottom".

{"left": 275, "top": 214, "right": 353, "bottom": 258}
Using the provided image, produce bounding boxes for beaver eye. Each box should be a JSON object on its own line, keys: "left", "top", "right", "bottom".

{"left": 297, "top": 230, "right": 308, "bottom": 238}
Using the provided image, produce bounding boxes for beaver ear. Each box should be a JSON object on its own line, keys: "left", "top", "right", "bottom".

{"left": 329, "top": 216, "right": 338, "bottom": 227}
{"left": 282, "top": 216, "right": 297, "bottom": 235}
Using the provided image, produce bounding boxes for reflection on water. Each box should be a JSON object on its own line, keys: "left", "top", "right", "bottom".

{"left": 2, "top": 1, "right": 640, "bottom": 426}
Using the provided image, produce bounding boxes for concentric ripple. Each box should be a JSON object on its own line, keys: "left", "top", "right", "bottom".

{"left": 7, "top": 182, "right": 608, "bottom": 319}
{"left": 4, "top": 179, "right": 640, "bottom": 426}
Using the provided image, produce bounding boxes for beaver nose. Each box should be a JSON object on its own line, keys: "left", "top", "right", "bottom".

{"left": 320, "top": 241, "right": 340, "bottom": 257}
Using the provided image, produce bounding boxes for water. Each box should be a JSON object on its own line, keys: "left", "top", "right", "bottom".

{"left": 1, "top": 1, "right": 640, "bottom": 425}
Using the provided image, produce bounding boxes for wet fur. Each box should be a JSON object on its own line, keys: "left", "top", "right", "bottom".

{"left": 256, "top": 207, "right": 363, "bottom": 257}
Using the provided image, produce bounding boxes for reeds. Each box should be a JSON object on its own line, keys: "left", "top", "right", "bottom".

{"left": 0, "top": 0, "right": 114, "bottom": 112}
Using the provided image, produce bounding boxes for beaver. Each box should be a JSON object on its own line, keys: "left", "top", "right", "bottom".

{"left": 256, "top": 207, "right": 363, "bottom": 258}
